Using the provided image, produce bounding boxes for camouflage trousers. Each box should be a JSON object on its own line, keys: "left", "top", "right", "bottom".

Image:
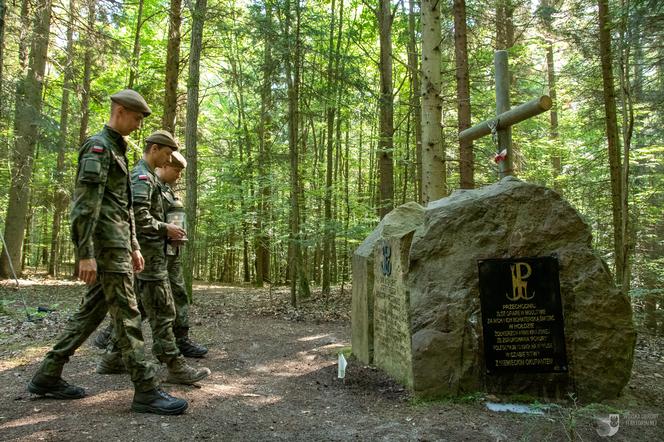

{"left": 37, "top": 272, "right": 158, "bottom": 392}
{"left": 168, "top": 255, "right": 189, "bottom": 338}
{"left": 131, "top": 278, "right": 180, "bottom": 363}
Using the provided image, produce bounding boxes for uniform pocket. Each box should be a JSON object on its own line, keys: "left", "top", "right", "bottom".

{"left": 79, "top": 153, "right": 105, "bottom": 184}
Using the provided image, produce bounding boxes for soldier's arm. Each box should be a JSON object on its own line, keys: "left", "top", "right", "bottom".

{"left": 70, "top": 140, "right": 110, "bottom": 260}
{"left": 132, "top": 175, "right": 168, "bottom": 237}
{"left": 128, "top": 204, "right": 141, "bottom": 251}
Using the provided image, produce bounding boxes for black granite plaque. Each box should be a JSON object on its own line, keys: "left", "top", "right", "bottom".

{"left": 478, "top": 256, "right": 568, "bottom": 374}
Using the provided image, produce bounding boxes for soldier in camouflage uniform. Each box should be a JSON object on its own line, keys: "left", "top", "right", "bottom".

{"left": 156, "top": 151, "right": 208, "bottom": 357}
{"left": 97, "top": 130, "right": 210, "bottom": 384}
{"left": 28, "top": 90, "right": 188, "bottom": 415}
{"left": 94, "top": 151, "right": 208, "bottom": 358}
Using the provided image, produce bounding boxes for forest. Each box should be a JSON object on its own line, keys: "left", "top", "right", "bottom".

{"left": 0, "top": 0, "right": 662, "bottom": 318}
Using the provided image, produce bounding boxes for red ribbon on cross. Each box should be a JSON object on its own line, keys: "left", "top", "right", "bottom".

{"left": 494, "top": 149, "right": 508, "bottom": 163}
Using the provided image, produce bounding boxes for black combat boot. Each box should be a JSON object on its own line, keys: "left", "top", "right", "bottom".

{"left": 132, "top": 388, "right": 188, "bottom": 415}
{"left": 176, "top": 329, "right": 208, "bottom": 358}
{"left": 28, "top": 373, "right": 86, "bottom": 399}
{"left": 93, "top": 323, "right": 113, "bottom": 350}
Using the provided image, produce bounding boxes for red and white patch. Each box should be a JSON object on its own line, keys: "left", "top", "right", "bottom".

{"left": 138, "top": 174, "right": 149, "bottom": 181}
{"left": 91, "top": 146, "right": 104, "bottom": 153}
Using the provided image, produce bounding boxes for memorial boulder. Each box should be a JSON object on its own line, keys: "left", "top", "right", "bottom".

{"left": 351, "top": 177, "right": 635, "bottom": 402}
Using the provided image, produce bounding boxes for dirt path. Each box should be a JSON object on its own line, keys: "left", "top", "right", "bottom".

{"left": 0, "top": 280, "right": 662, "bottom": 441}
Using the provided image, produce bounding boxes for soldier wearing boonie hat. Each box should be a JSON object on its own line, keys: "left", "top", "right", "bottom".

{"left": 98, "top": 129, "right": 211, "bottom": 384}
{"left": 28, "top": 90, "right": 189, "bottom": 415}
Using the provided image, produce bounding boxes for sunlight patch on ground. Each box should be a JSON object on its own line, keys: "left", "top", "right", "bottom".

{"left": 202, "top": 381, "right": 279, "bottom": 403}
{"left": 198, "top": 382, "right": 283, "bottom": 407}
{"left": 79, "top": 388, "right": 133, "bottom": 405}
{"left": 240, "top": 393, "right": 283, "bottom": 406}
{"left": 298, "top": 333, "right": 331, "bottom": 342}
{"left": 0, "top": 346, "right": 51, "bottom": 370}
{"left": 203, "top": 382, "right": 247, "bottom": 397}
{"left": 252, "top": 356, "right": 335, "bottom": 378}
{"left": 0, "top": 278, "right": 82, "bottom": 288}
{"left": 0, "top": 413, "right": 57, "bottom": 430}
{"left": 314, "top": 343, "right": 347, "bottom": 354}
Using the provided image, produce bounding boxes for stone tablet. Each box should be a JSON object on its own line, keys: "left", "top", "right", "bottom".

{"left": 372, "top": 233, "right": 414, "bottom": 389}
{"left": 478, "top": 256, "right": 568, "bottom": 374}
{"left": 351, "top": 203, "right": 425, "bottom": 364}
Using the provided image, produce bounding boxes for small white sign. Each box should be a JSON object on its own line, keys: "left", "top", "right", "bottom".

{"left": 337, "top": 353, "right": 347, "bottom": 379}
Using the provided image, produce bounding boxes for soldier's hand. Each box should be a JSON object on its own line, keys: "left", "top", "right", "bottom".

{"left": 131, "top": 250, "right": 144, "bottom": 273}
{"left": 78, "top": 258, "right": 97, "bottom": 286}
{"left": 166, "top": 223, "right": 186, "bottom": 240}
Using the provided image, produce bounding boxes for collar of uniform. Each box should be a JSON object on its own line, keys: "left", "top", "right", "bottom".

{"left": 137, "top": 158, "right": 156, "bottom": 178}
{"left": 103, "top": 125, "right": 128, "bottom": 154}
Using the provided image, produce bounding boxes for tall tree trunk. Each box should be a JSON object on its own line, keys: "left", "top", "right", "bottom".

{"left": 539, "top": 0, "right": 561, "bottom": 191}
{"left": 407, "top": 0, "right": 423, "bottom": 202}
{"left": 343, "top": 123, "right": 350, "bottom": 287}
{"left": 454, "top": 0, "right": 473, "bottom": 189}
{"left": 377, "top": 0, "right": 394, "bottom": 218}
{"left": 630, "top": 9, "right": 643, "bottom": 101}
{"left": 496, "top": 0, "right": 515, "bottom": 50}
{"left": 421, "top": 0, "right": 445, "bottom": 204}
{"left": 183, "top": 0, "right": 207, "bottom": 298}
{"left": 285, "top": 0, "right": 310, "bottom": 304}
{"left": 49, "top": 0, "right": 76, "bottom": 276}
{"left": 74, "top": 0, "right": 95, "bottom": 279}
{"left": 2, "top": 0, "right": 30, "bottom": 176}
{"left": 127, "top": 0, "right": 144, "bottom": 89}
{"left": 0, "top": 0, "right": 6, "bottom": 125}
{"left": 546, "top": 43, "right": 560, "bottom": 172}
{"left": 162, "top": 0, "right": 182, "bottom": 132}
{"left": 598, "top": 0, "right": 624, "bottom": 286}
{"left": 323, "top": 0, "right": 342, "bottom": 295}
{"left": 78, "top": 0, "right": 95, "bottom": 146}
{"left": 234, "top": 106, "right": 251, "bottom": 284}
{"left": 229, "top": 15, "right": 254, "bottom": 284}
{"left": 255, "top": 1, "right": 274, "bottom": 287}
{"left": 618, "top": 0, "right": 634, "bottom": 292}
{"left": 0, "top": 0, "right": 52, "bottom": 278}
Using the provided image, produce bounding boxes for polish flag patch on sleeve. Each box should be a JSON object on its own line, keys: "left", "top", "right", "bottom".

{"left": 91, "top": 146, "right": 104, "bottom": 153}
{"left": 138, "top": 174, "right": 149, "bottom": 181}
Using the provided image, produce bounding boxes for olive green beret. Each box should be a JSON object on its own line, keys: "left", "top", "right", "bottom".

{"left": 170, "top": 151, "right": 187, "bottom": 169}
{"left": 145, "top": 130, "right": 179, "bottom": 150}
{"left": 110, "top": 89, "right": 152, "bottom": 116}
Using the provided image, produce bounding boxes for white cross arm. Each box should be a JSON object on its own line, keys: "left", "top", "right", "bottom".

{"left": 458, "top": 95, "right": 552, "bottom": 143}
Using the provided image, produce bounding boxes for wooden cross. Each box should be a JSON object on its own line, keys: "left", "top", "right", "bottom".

{"left": 459, "top": 50, "right": 552, "bottom": 178}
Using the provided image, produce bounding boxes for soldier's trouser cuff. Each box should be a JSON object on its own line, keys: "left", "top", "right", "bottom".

{"left": 37, "top": 281, "right": 109, "bottom": 377}
{"left": 173, "top": 326, "right": 189, "bottom": 339}
{"left": 134, "top": 379, "right": 159, "bottom": 393}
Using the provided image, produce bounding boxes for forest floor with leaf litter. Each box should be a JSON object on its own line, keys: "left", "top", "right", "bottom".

{"left": 0, "top": 277, "right": 662, "bottom": 441}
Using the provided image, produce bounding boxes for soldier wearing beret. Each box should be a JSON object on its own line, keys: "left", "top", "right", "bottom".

{"left": 156, "top": 150, "right": 208, "bottom": 357}
{"left": 97, "top": 130, "right": 210, "bottom": 384}
{"left": 94, "top": 150, "right": 208, "bottom": 357}
{"left": 28, "top": 89, "right": 189, "bottom": 415}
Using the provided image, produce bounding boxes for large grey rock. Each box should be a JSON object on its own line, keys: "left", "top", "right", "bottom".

{"left": 352, "top": 177, "right": 636, "bottom": 401}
